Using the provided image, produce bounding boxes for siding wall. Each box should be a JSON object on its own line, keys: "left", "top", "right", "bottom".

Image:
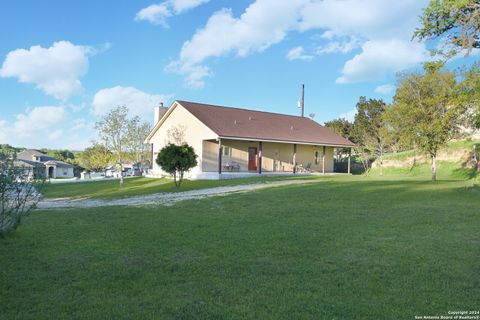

{"left": 150, "top": 104, "right": 217, "bottom": 175}
{"left": 202, "top": 139, "right": 334, "bottom": 173}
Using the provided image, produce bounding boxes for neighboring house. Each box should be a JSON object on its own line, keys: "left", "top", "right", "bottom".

{"left": 145, "top": 100, "right": 355, "bottom": 180}
{"left": 16, "top": 150, "right": 74, "bottom": 179}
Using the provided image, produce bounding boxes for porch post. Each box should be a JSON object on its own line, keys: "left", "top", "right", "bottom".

{"left": 322, "top": 146, "right": 326, "bottom": 175}
{"left": 347, "top": 148, "right": 351, "bottom": 175}
{"left": 218, "top": 138, "right": 222, "bottom": 174}
{"left": 258, "top": 141, "right": 263, "bottom": 174}
{"left": 293, "top": 144, "right": 297, "bottom": 174}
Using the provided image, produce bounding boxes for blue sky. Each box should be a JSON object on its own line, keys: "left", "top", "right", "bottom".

{"left": 0, "top": 0, "right": 477, "bottom": 150}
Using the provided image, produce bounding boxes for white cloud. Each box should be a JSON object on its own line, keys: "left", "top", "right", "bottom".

{"left": 286, "top": 46, "right": 313, "bottom": 61}
{"left": 374, "top": 84, "right": 396, "bottom": 95}
{"left": 92, "top": 86, "right": 169, "bottom": 120}
{"left": 168, "top": 0, "right": 429, "bottom": 87}
{"left": 135, "top": 0, "right": 209, "bottom": 26}
{"left": 168, "top": 0, "right": 305, "bottom": 88}
{"left": 70, "top": 118, "right": 87, "bottom": 131}
{"left": 316, "top": 37, "right": 360, "bottom": 54}
{"left": 48, "top": 129, "right": 63, "bottom": 141}
{"left": 13, "top": 106, "right": 65, "bottom": 139}
{"left": 0, "top": 119, "right": 8, "bottom": 143}
{"left": 0, "top": 41, "right": 92, "bottom": 101}
{"left": 336, "top": 39, "right": 428, "bottom": 84}
{"left": 299, "top": 0, "right": 426, "bottom": 40}
{"left": 0, "top": 106, "right": 96, "bottom": 150}
{"left": 339, "top": 109, "right": 357, "bottom": 122}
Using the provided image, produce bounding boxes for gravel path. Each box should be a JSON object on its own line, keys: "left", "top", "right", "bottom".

{"left": 37, "top": 179, "right": 318, "bottom": 209}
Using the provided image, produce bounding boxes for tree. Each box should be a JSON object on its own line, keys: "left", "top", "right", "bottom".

{"left": 0, "top": 148, "right": 43, "bottom": 236}
{"left": 324, "top": 118, "right": 355, "bottom": 140}
{"left": 390, "top": 63, "right": 465, "bottom": 181}
{"left": 353, "top": 97, "right": 388, "bottom": 175}
{"left": 95, "top": 106, "right": 130, "bottom": 185}
{"left": 80, "top": 144, "right": 113, "bottom": 172}
{"left": 156, "top": 144, "right": 197, "bottom": 188}
{"left": 459, "top": 62, "right": 480, "bottom": 130}
{"left": 45, "top": 149, "right": 75, "bottom": 161}
{"left": 126, "top": 117, "right": 152, "bottom": 169}
{"left": 324, "top": 118, "right": 355, "bottom": 160}
{"left": 414, "top": 0, "right": 480, "bottom": 55}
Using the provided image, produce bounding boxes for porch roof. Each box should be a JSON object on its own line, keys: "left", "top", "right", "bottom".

{"left": 179, "top": 101, "right": 355, "bottom": 148}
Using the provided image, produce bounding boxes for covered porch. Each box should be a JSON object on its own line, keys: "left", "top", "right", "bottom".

{"left": 201, "top": 137, "right": 353, "bottom": 176}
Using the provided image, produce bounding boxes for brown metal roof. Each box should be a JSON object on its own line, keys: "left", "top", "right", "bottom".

{"left": 177, "top": 100, "right": 355, "bottom": 147}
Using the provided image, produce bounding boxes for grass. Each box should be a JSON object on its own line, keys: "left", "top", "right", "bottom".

{"left": 1, "top": 173, "right": 479, "bottom": 319}
{"left": 40, "top": 175, "right": 315, "bottom": 199}
{"left": 368, "top": 161, "right": 479, "bottom": 180}
{"left": 382, "top": 140, "right": 480, "bottom": 161}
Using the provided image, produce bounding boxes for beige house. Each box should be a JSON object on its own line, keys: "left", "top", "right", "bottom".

{"left": 16, "top": 150, "right": 75, "bottom": 179}
{"left": 145, "top": 100, "right": 355, "bottom": 180}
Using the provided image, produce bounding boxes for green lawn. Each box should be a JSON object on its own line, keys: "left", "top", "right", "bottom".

{"left": 1, "top": 174, "right": 479, "bottom": 319}
{"left": 382, "top": 139, "right": 480, "bottom": 161}
{"left": 41, "top": 175, "right": 315, "bottom": 199}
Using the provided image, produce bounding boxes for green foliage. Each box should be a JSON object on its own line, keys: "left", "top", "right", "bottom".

{"left": 95, "top": 106, "right": 131, "bottom": 185}
{"left": 324, "top": 118, "right": 355, "bottom": 141}
{"left": 44, "top": 149, "right": 75, "bottom": 161}
{"left": 156, "top": 144, "right": 198, "bottom": 187}
{"left": 460, "top": 63, "right": 480, "bottom": 129}
{"left": 0, "top": 153, "right": 44, "bottom": 236}
{"left": 0, "top": 145, "right": 23, "bottom": 160}
{"left": 388, "top": 64, "right": 466, "bottom": 180}
{"left": 352, "top": 97, "right": 389, "bottom": 173}
{"left": 414, "top": 0, "right": 480, "bottom": 55}
{"left": 94, "top": 106, "right": 153, "bottom": 183}
{"left": 125, "top": 117, "right": 152, "bottom": 165}
{"left": 80, "top": 144, "right": 113, "bottom": 172}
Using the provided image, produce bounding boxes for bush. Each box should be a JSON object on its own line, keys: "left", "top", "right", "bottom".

{"left": 0, "top": 154, "right": 44, "bottom": 237}
{"left": 156, "top": 144, "right": 197, "bottom": 188}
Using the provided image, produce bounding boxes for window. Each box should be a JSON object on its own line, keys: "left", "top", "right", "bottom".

{"left": 222, "top": 146, "right": 232, "bottom": 156}
{"left": 314, "top": 150, "right": 321, "bottom": 165}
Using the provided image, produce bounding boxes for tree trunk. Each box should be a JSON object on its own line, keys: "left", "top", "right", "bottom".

{"left": 119, "top": 162, "right": 124, "bottom": 186}
{"left": 431, "top": 155, "right": 437, "bottom": 181}
{"left": 380, "top": 149, "right": 383, "bottom": 176}
{"left": 173, "top": 172, "right": 178, "bottom": 187}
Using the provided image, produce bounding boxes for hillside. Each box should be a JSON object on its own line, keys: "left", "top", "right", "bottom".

{"left": 370, "top": 140, "right": 480, "bottom": 181}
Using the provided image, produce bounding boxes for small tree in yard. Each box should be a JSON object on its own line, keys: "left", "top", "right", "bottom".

{"left": 0, "top": 149, "right": 44, "bottom": 236}
{"left": 156, "top": 144, "right": 197, "bottom": 188}
{"left": 390, "top": 62, "right": 465, "bottom": 181}
{"left": 353, "top": 97, "right": 389, "bottom": 175}
{"left": 80, "top": 144, "right": 113, "bottom": 172}
{"left": 95, "top": 106, "right": 130, "bottom": 186}
{"left": 126, "top": 117, "right": 152, "bottom": 168}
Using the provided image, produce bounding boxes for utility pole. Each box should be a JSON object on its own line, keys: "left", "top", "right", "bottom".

{"left": 300, "top": 83, "right": 305, "bottom": 117}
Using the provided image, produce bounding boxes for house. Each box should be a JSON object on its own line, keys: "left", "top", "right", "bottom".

{"left": 145, "top": 100, "right": 355, "bottom": 180}
{"left": 16, "top": 150, "right": 74, "bottom": 179}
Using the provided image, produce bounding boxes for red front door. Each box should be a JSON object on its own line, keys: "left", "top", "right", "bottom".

{"left": 248, "top": 147, "right": 258, "bottom": 171}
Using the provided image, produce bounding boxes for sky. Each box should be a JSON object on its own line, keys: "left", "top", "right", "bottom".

{"left": 0, "top": 0, "right": 477, "bottom": 150}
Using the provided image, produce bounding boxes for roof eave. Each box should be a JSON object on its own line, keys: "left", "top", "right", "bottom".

{"left": 217, "top": 135, "right": 355, "bottom": 148}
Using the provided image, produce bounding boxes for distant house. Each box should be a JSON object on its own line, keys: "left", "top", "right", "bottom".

{"left": 145, "top": 100, "right": 355, "bottom": 180}
{"left": 16, "top": 150, "right": 74, "bottom": 179}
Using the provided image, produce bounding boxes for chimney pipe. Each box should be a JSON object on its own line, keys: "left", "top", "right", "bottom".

{"left": 154, "top": 102, "right": 165, "bottom": 124}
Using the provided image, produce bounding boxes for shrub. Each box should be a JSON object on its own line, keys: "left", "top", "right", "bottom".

{"left": 0, "top": 153, "right": 44, "bottom": 237}
{"left": 156, "top": 144, "right": 197, "bottom": 188}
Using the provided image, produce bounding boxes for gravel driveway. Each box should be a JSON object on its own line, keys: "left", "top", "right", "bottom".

{"left": 37, "top": 179, "right": 318, "bottom": 209}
